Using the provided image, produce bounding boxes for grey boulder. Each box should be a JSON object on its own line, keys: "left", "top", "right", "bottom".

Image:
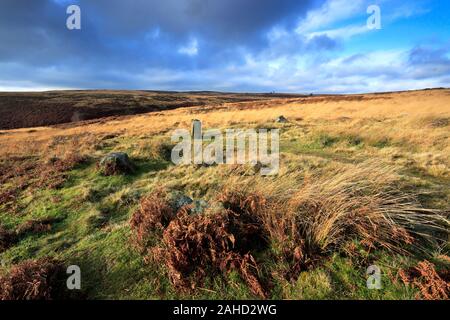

{"left": 98, "top": 152, "right": 134, "bottom": 176}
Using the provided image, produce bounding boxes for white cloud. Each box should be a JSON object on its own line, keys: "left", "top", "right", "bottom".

{"left": 296, "top": 0, "right": 367, "bottom": 34}
{"left": 307, "top": 24, "right": 369, "bottom": 40}
{"left": 185, "top": 47, "right": 446, "bottom": 93}
{"left": 297, "top": 0, "right": 431, "bottom": 43}
{"left": 178, "top": 38, "right": 199, "bottom": 56}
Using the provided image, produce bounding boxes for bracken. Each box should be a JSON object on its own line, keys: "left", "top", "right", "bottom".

{"left": 0, "top": 258, "right": 66, "bottom": 300}
{"left": 162, "top": 207, "right": 268, "bottom": 298}
{"left": 398, "top": 260, "right": 449, "bottom": 300}
{"left": 130, "top": 190, "right": 176, "bottom": 250}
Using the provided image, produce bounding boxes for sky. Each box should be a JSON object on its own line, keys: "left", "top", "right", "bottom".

{"left": 0, "top": 0, "right": 449, "bottom": 93}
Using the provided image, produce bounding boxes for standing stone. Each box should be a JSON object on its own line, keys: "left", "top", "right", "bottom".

{"left": 191, "top": 119, "right": 202, "bottom": 140}
{"left": 192, "top": 119, "right": 203, "bottom": 164}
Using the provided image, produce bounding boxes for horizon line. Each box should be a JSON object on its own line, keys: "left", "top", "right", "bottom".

{"left": 0, "top": 87, "right": 448, "bottom": 96}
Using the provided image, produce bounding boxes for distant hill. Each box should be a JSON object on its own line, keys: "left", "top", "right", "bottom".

{"left": 0, "top": 90, "right": 302, "bottom": 130}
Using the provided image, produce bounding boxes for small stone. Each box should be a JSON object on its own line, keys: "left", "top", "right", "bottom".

{"left": 276, "top": 115, "right": 288, "bottom": 123}
{"left": 98, "top": 152, "right": 134, "bottom": 176}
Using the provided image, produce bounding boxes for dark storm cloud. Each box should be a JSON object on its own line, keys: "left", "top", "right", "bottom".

{"left": 0, "top": 0, "right": 318, "bottom": 63}
{"left": 83, "top": 0, "right": 315, "bottom": 41}
{"left": 0, "top": 0, "right": 99, "bottom": 73}
{"left": 1, "top": 0, "right": 446, "bottom": 92}
{"left": 0, "top": 0, "right": 322, "bottom": 89}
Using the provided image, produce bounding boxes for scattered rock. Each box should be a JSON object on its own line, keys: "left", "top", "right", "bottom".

{"left": 181, "top": 199, "right": 210, "bottom": 215}
{"left": 430, "top": 117, "right": 449, "bottom": 128}
{"left": 165, "top": 191, "right": 193, "bottom": 212}
{"left": 98, "top": 152, "right": 134, "bottom": 176}
{"left": 276, "top": 115, "right": 288, "bottom": 123}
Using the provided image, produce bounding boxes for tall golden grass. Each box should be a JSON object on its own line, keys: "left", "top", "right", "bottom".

{"left": 227, "top": 162, "right": 449, "bottom": 258}
{"left": 1, "top": 89, "right": 449, "bottom": 159}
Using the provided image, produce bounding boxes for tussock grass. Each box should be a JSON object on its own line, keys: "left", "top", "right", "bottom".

{"left": 282, "top": 163, "right": 447, "bottom": 255}
{"left": 225, "top": 162, "right": 449, "bottom": 278}
{"left": 129, "top": 162, "right": 448, "bottom": 297}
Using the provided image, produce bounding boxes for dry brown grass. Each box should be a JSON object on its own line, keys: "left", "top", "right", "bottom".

{"left": 131, "top": 138, "right": 174, "bottom": 161}
{"left": 161, "top": 208, "right": 267, "bottom": 298}
{"left": 131, "top": 161, "right": 448, "bottom": 295}
{"left": 2, "top": 89, "right": 449, "bottom": 159}
{"left": 0, "top": 153, "right": 86, "bottom": 188}
{"left": 0, "top": 153, "right": 87, "bottom": 213}
{"left": 284, "top": 164, "right": 430, "bottom": 254}
{"left": 1, "top": 89, "right": 449, "bottom": 300}
{"left": 0, "top": 90, "right": 279, "bottom": 130}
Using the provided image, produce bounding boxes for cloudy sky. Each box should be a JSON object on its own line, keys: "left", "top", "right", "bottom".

{"left": 0, "top": 0, "right": 449, "bottom": 93}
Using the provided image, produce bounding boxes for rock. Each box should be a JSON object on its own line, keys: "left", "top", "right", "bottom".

{"left": 191, "top": 200, "right": 209, "bottom": 215}
{"left": 166, "top": 191, "right": 193, "bottom": 212}
{"left": 191, "top": 119, "right": 202, "bottom": 140}
{"left": 98, "top": 152, "right": 134, "bottom": 176}
{"left": 164, "top": 192, "right": 211, "bottom": 215}
{"left": 276, "top": 115, "right": 288, "bottom": 123}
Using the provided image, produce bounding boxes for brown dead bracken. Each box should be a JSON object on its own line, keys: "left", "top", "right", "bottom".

{"left": 131, "top": 189, "right": 270, "bottom": 298}
{"left": 0, "top": 226, "right": 17, "bottom": 253}
{"left": 398, "top": 260, "right": 449, "bottom": 300}
{"left": 15, "top": 217, "right": 61, "bottom": 236}
{"left": 162, "top": 208, "right": 267, "bottom": 298}
{"left": 0, "top": 258, "right": 66, "bottom": 300}
{"left": 130, "top": 190, "right": 176, "bottom": 250}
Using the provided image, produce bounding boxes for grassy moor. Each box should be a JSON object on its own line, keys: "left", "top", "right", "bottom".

{"left": 0, "top": 89, "right": 448, "bottom": 300}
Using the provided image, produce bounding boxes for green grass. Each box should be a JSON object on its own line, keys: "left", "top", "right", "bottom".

{"left": 1, "top": 129, "right": 448, "bottom": 300}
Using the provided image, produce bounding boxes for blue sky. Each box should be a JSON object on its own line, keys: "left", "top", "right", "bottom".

{"left": 0, "top": 0, "right": 449, "bottom": 93}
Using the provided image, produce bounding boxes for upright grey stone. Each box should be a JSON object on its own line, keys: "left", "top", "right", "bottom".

{"left": 191, "top": 119, "right": 202, "bottom": 140}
